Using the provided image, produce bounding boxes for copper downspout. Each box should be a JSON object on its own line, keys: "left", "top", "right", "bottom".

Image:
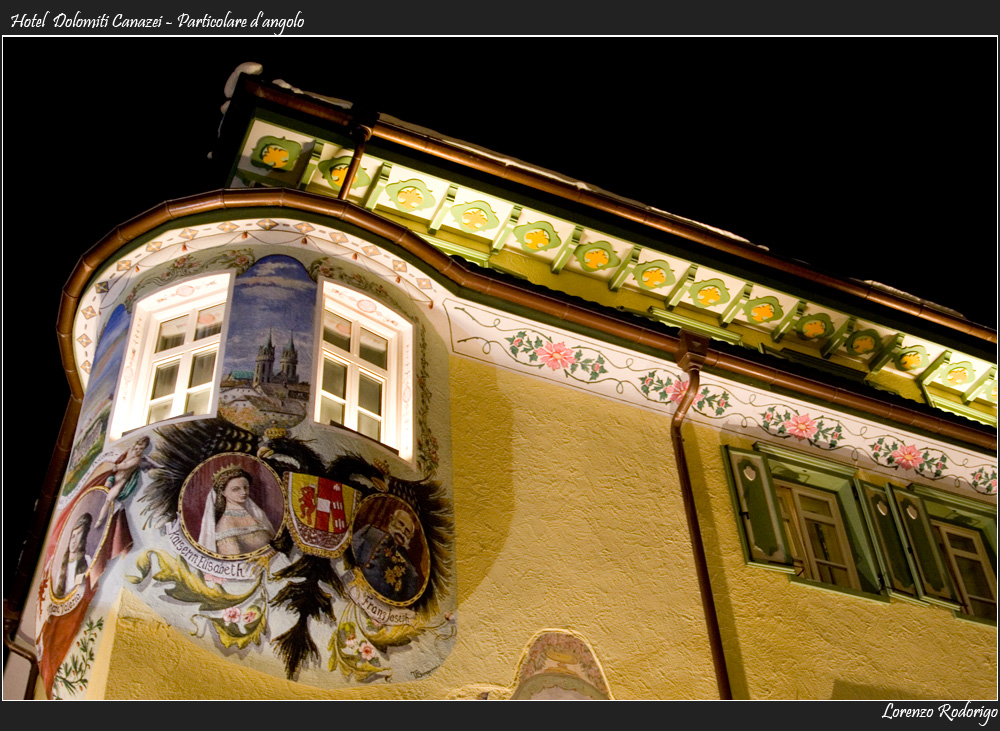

{"left": 671, "top": 331, "right": 732, "bottom": 699}
{"left": 242, "top": 78, "right": 996, "bottom": 345}
{"left": 338, "top": 124, "right": 372, "bottom": 201}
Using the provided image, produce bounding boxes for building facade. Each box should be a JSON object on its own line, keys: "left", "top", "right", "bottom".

{"left": 6, "top": 66, "right": 997, "bottom": 700}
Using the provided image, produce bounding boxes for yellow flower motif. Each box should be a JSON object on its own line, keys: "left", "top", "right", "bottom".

{"left": 461, "top": 208, "right": 488, "bottom": 229}
{"left": 583, "top": 249, "right": 610, "bottom": 269}
{"left": 946, "top": 367, "right": 969, "bottom": 385}
{"left": 641, "top": 267, "right": 667, "bottom": 288}
{"left": 397, "top": 187, "right": 424, "bottom": 209}
{"left": 697, "top": 286, "right": 721, "bottom": 306}
{"left": 801, "top": 319, "right": 827, "bottom": 338}
{"left": 851, "top": 335, "right": 875, "bottom": 354}
{"left": 751, "top": 303, "right": 774, "bottom": 322}
{"left": 329, "top": 165, "right": 348, "bottom": 187}
{"left": 262, "top": 145, "right": 289, "bottom": 168}
{"left": 900, "top": 352, "right": 923, "bottom": 370}
{"left": 524, "top": 229, "right": 550, "bottom": 250}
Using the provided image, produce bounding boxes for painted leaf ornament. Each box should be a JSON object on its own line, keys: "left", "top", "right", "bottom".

{"left": 697, "top": 286, "right": 721, "bottom": 306}
{"left": 751, "top": 304, "right": 774, "bottom": 322}
{"left": 584, "top": 249, "right": 610, "bottom": 268}
{"left": 397, "top": 187, "right": 424, "bottom": 209}
{"left": 461, "top": 208, "right": 488, "bottom": 230}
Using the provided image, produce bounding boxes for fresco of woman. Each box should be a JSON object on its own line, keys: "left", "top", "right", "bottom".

{"left": 198, "top": 465, "right": 275, "bottom": 556}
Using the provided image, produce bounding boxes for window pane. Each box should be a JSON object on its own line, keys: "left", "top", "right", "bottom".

{"left": 799, "top": 494, "right": 833, "bottom": 517}
{"left": 156, "top": 316, "right": 188, "bottom": 352}
{"left": 185, "top": 389, "right": 211, "bottom": 415}
{"left": 319, "top": 396, "right": 345, "bottom": 426}
{"left": 806, "top": 520, "right": 846, "bottom": 564}
{"left": 151, "top": 361, "right": 179, "bottom": 400}
{"left": 189, "top": 350, "right": 217, "bottom": 387}
{"left": 194, "top": 303, "right": 225, "bottom": 340}
{"left": 818, "top": 564, "right": 852, "bottom": 588}
{"left": 360, "top": 329, "right": 388, "bottom": 369}
{"left": 322, "top": 359, "right": 347, "bottom": 398}
{"left": 147, "top": 400, "right": 173, "bottom": 424}
{"left": 970, "top": 599, "right": 996, "bottom": 619}
{"left": 946, "top": 532, "right": 978, "bottom": 555}
{"left": 359, "top": 373, "right": 383, "bottom": 415}
{"left": 358, "top": 412, "right": 381, "bottom": 441}
{"left": 956, "top": 556, "right": 993, "bottom": 598}
{"left": 323, "top": 311, "right": 352, "bottom": 352}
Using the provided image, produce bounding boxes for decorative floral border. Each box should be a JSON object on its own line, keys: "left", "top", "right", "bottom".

{"left": 446, "top": 300, "right": 997, "bottom": 497}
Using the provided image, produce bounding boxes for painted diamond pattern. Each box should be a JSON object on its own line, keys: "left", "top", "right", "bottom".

{"left": 416, "top": 278, "right": 433, "bottom": 290}
{"left": 257, "top": 219, "right": 278, "bottom": 230}
{"left": 117, "top": 260, "right": 132, "bottom": 271}
{"left": 393, "top": 260, "right": 407, "bottom": 273}
{"left": 362, "top": 245, "right": 380, "bottom": 257}
{"left": 217, "top": 222, "right": 239, "bottom": 233}
{"left": 81, "top": 306, "right": 98, "bottom": 319}
{"left": 96, "top": 282, "right": 109, "bottom": 293}
{"left": 80, "top": 361, "right": 91, "bottom": 374}
{"left": 77, "top": 334, "right": 92, "bottom": 347}
{"left": 146, "top": 241, "right": 163, "bottom": 252}
{"left": 179, "top": 228, "right": 199, "bottom": 240}
{"left": 294, "top": 222, "right": 315, "bottom": 234}
{"left": 330, "top": 232, "right": 348, "bottom": 244}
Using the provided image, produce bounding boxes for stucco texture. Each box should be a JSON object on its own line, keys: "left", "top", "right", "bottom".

{"left": 93, "top": 357, "right": 996, "bottom": 699}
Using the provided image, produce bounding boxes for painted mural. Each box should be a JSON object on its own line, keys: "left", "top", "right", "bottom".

{"left": 37, "top": 239, "right": 456, "bottom": 697}
{"left": 445, "top": 300, "right": 998, "bottom": 498}
{"left": 446, "top": 629, "right": 613, "bottom": 700}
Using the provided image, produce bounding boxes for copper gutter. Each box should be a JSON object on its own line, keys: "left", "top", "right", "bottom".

{"left": 671, "top": 331, "right": 733, "bottom": 699}
{"left": 242, "top": 78, "right": 996, "bottom": 345}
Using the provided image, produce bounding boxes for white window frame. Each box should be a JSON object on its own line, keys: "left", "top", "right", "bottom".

{"left": 313, "top": 279, "right": 414, "bottom": 460}
{"left": 110, "top": 273, "right": 232, "bottom": 440}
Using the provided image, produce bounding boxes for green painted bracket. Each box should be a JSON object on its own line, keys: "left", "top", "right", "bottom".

{"left": 869, "top": 333, "right": 904, "bottom": 374}
{"left": 429, "top": 184, "right": 458, "bottom": 234}
{"left": 492, "top": 205, "right": 522, "bottom": 253}
{"left": 666, "top": 264, "right": 698, "bottom": 308}
{"left": 771, "top": 300, "right": 806, "bottom": 343}
{"left": 609, "top": 246, "right": 640, "bottom": 291}
{"left": 551, "top": 226, "right": 584, "bottom": 274}
{"left": 721, "top": 283, "right": 754, "bottom": 326}
{"left": 648, "top": 306, "right": 742, "bottom": 345}
{"left": 298, "top": 140, "right": 326, "bottom": 189}
{"left": 419, "top": 233, "right": 492, "bottom": 268}
{"left": 963, "top": 366, "right": 997, "bottom": 404}
{"left": 822, "top": 317, "right": 856, "bottom": 359}
{"left": 917, "top": 350, "right": 953, "bottom": 390}
{"left": 363, "top": 162, "right": 392, "bottom": 211}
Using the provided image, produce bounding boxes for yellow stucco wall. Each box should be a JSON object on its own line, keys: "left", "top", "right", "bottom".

{"left": 94, "top": 356, "right": 996, "bottom": 699}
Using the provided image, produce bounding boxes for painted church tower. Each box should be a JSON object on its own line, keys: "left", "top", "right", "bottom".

{"left": 254, "top": 329, "right": 275, "bottom": 387}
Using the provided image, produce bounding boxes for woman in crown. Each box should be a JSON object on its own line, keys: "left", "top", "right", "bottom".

{"left": 198, "top": 465, "right": 275, "bottom": 556}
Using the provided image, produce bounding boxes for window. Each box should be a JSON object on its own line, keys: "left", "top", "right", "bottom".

{"left": 725, "top": 442, "right": 998, "bottom": 622}
{"left": 314, "top": 281, "right": 413, "bottom": 457}
{"left": 724, "top": 443, "right": 882, "bottom": 596}
{"left": 933, "top": 522, "right": 997, "bottom": 620}
{"left": 889, "top": 483, "right": 997, "bottom": 622}
{"left": 775, "top": 482, "right": 860, "bottom": 591}
{"left": 111, "top": 274, "right": 231, "bottom": 439}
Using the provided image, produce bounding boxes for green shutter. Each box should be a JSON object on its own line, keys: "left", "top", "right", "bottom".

{"left": 725, "top": 448, "right": 793, "bottom": 570}
{"left": 890, "top": 487, "right": 960, "bottom": 607}
{"left": 857, "top": 482, "right": 918, "bottom": 599}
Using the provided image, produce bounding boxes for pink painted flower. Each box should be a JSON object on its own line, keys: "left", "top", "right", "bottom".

{"left": 665, "top": 379, "right": 689, "bottom": 403}
{"left": 222, "top": 606, "right": 241, "bottom": 624}
{"left": 891, "top": 443, "right": 924, "bottom": 471}
{"left": 242, "top": 607, "right": 259, "bottom": 624}
{"left": 785, "top": 414, "right": 818, "bottom": 440}
{"left": 535, "top": 342, "right": 577, "bottom": 371}
{"left": 359, "top": 641, "right": 377, "bottom": 661}
{"left": 512, "top": 337, "right": 523, "bottom": 347}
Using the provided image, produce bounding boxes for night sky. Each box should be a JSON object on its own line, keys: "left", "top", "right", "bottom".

{"left": 3, "top": 38, "right": 996, "bottom": 583}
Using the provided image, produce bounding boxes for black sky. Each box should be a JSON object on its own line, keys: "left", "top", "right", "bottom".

{"left": 3, "top": 38, "right": 997, "bottom": 581}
